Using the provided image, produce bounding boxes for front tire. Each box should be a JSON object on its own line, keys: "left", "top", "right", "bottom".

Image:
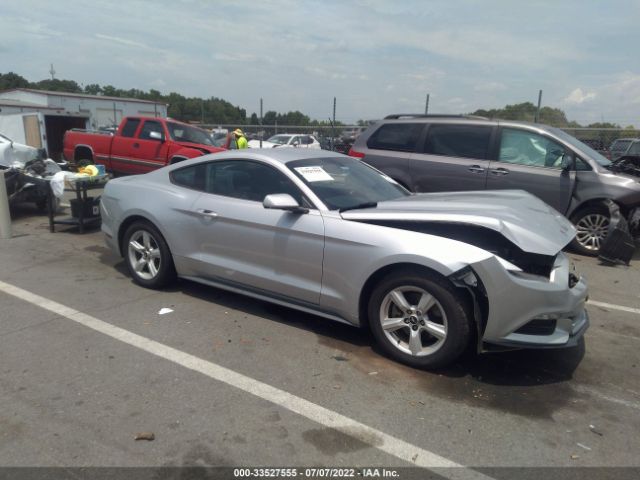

{"left": 367, "top": 270, "right": 472, "bottom": 369}
{"left": 123, "top": 221, "right": 176, "bottom": 288}
{"left": 571, "top": 206, "right": 610, "bottom": 256}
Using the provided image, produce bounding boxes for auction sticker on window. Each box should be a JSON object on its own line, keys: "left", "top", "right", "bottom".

{"left": 295, "top": 166, "right": 334, "bottom": 182}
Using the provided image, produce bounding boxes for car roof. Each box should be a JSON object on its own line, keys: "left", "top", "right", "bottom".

{"left": 165, "top": 147, "right": 342, "bottom": 171}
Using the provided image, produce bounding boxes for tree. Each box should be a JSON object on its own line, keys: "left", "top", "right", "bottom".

{"left": 471, "top": 102, "right": 573, "bottom": 126}
{"left": 84, "top": 84, "right": 102, "bottom": 95}
{"left": 32, "top": 78, "right": 82, "bottom": 93}
{"left": 0, "top": 72, "right": 30, "bottom": 90}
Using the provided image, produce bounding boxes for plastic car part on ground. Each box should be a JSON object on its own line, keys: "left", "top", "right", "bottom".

{"left": 598, "top": 200, "right": 637, "bottom": 265}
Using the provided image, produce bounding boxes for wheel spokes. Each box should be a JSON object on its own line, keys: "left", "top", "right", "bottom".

{"left": 390, "top": 290, "right": 411, "bottom": 312}
{"left": 408, "top": 328, "right": 423, "bottom": 355}
{"left": 417, "top": 292, "right": 435, "bottom": 313}
{"left": 382, "top": 317, "right": 407, "bottom": 332}
{"left": 424, "top": 320, "right": 446, "bottom": 339}
{"left": 129, "top": 239, "right": 145, "bottom": 253}
{"left": 134, "top": 258, "right": 146, "bottom": 272}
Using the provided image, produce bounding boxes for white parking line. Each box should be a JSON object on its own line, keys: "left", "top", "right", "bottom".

{"left": 0, "top": 280, "right": 490, "bottom": 479}
{"left": 587, "top": 300, "right": 640, "bottom": 316}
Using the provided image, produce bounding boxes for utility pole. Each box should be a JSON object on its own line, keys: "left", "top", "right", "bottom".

{"left": 49, "top": 63, "right": 56, "bottom": 80}
{"left": 260, "top": 98, "right": 263, "bottom": 148}
{"left": 425, "top": 94, "right": 430, "bottom": 115}
{"left": 535, "top": 90, "right": 543, "bottom": 123}
{"left": 332, "top": 97, "right": 337, "bottom": 151}
{"left": 332, "top": 97, "right": 337, "bottom": 128}
{"left": 201, "top": 100, "right": 204, "bottom": 125}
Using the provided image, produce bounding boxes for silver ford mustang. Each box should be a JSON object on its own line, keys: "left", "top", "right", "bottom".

{"left": 101, "top": 149, "right": 589, "bottom": 368}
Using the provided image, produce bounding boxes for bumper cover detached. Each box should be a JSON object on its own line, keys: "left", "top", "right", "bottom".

{"left": 470, "top": 252, "right": 589, "bottom": 351}
{"left": 598, "top": 200, "right": 636, "bottom": 266}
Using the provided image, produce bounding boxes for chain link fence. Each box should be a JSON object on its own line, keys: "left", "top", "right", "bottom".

{"left": 561, "top": 128, "right": 640, "bottom": 153}
{"left": 199, "top": 123, "right": 363, "bottom": 153}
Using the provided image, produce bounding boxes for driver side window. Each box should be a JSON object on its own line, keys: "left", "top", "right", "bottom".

{"left": 204, "top": 160, "right": 306, "bottom": 205}
{"left": 499, "top": 129, "right": 566, "bottom": 168}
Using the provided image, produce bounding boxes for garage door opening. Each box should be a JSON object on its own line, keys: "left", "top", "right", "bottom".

{"left": 45, "top": 115, "right": 87, "bottom": 160}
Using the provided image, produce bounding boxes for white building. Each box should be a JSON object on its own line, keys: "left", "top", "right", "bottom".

{"left": 0, "top": 88, "right": 167, "bottom": 159}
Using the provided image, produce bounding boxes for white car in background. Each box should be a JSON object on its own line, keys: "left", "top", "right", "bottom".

{"left": 248, "top": 134, "right": 322, "bottom": 149}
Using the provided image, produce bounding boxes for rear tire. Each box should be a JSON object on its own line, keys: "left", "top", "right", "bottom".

{"left": 123, "top": 221, "right": 176, "bottom": 289}
{"left": 367, "top": 270, "right": 472, "bottom": 369}
{"left": 570, "top": 205, "right": 610, "bottom": 256}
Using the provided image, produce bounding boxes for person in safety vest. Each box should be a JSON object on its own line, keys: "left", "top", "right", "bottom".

{"left": 234, "top": 128, "right": 248, "bottom": 149}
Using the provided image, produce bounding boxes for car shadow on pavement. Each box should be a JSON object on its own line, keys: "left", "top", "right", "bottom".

{"left": 171, "top": 277, "right": 587, "bottom": 419}
{"left": 98, "top": 254, "right": 588, "bottom": 420}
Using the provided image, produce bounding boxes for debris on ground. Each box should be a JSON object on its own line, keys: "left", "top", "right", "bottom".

{"left": 577, "top": 443, "right": 592, "bottom": 451}
{"left": 134, "top": 432, "right": 155, "bottom": 441}
{"left": 589, "top": 424, "right": 604, "bottom": 436}
{"left": 331, "top": 355, "right": 348, "bottom": 362}
{"left": 571, "top": 454, "right": 580, "bottom": 460}
{"left": 158, "top": 308, "right": 173, "bottom": 315}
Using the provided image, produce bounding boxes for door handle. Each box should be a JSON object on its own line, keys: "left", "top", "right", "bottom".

{"left": 196, "top": 208, "right": 219, "bottom": 218}
{"left": 133, "top": 142, "right": 140, "bottom": 148}
{"left": 490, "top": 168, "right": 510, "bottom": 176}
{"left": 468, "top": 165, "right": 485, "bottom": 174}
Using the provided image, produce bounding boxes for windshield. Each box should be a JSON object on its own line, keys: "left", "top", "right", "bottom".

{"left": 287, "top": 156, "right": 409, "bottom": 210}
{"left": 210, "top": 132, "right": 228, "bottom": 147}
{"left": 267, "top": 135, "right": 293, "bottom": 145}
{"left": 549, "top": 127, "right": 611, "bottom": 167}
{"left": 167, "top": 122, "right": 214, "bottom": 146}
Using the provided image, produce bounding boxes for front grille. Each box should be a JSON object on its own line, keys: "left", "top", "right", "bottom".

{"left": 515, "top": 319, "right": 557, "bottom": 336}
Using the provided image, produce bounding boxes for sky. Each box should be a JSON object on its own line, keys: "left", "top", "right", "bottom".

{"left": 1, "top": 0, "right": 639, "bottom": 126}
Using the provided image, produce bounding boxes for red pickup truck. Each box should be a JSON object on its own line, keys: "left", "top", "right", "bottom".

{"left": 63, "top": 117, "right": 226, "bottom": 175}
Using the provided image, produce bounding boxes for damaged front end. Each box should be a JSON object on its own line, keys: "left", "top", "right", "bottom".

{"left": 362, "top": 220, "right": 588, "bottom": 350}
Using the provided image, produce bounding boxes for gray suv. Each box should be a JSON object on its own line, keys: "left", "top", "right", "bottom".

{"left": 349, "top": 114, "right": 640, "bottom": 255}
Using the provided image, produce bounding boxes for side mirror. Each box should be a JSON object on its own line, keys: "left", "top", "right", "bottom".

{"left": 149, "top": 131, "right": 164, "bottom": 142}
{"left": 263, "top": 193, "right": 308, "bottom": 213}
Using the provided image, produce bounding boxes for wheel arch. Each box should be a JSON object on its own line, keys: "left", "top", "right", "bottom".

{"left": 117, "top": 214, "right": 166, "bottom": 257}
{"left": 357, "top": 262, "right": 479, "bottom": 332}
{"left": 74, "top": 145, "right": 94, "bottom": 162}
{"left": 568, "top": 197, "right": 623, "bottom": 219}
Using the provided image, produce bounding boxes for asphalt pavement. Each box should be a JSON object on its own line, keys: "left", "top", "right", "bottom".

{"left": 1, "top": 202, "right": 639, "bottom": 479}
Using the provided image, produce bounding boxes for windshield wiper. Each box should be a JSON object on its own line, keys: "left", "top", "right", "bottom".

{"left": 339, "top": 201, "right": 378, "bottom": 213}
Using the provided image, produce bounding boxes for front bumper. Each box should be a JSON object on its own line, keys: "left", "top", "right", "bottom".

{"left": 471, "top": 252, "right": 589, "bottom": 349}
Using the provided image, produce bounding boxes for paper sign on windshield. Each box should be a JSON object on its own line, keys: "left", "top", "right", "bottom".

{"left": 294, "top": 166, "right": 334, "bottom": 182}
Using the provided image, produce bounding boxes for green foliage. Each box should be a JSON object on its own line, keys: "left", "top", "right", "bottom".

{"left": 471, "top": 102, "right": 573, "bottom": 126}
{"left": 0, "top": 72, "right": 30, "bottom": 90}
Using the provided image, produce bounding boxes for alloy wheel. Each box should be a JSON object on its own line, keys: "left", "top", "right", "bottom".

{"left": 378, "top": 286, "right": 448, "bottom": 357}
{"left": 575, "top": 213, "right": 609, "bottom": 252}
{"left": 127, "top": 230, "right": 162, "bottom": 280}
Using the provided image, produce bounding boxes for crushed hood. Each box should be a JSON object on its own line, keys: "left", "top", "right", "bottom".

{"left": 341, "top": 190, "right": 576, "bottom": 255}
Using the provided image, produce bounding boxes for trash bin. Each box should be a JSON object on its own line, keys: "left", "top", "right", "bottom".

{"left": 70, "top": 196, "right": 101, "bottom": 218}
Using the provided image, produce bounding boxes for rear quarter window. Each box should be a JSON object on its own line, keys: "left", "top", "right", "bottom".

{"left": 422, "top": 124, "right": 493, "bottom": 160}
{"left": 170, "top": 164, "right": 206, "bottom": 191}
{"left": 366, "top": 123, "right": 423, "bottom": 152}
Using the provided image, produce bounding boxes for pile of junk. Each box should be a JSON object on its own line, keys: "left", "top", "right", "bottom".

{"left": 0, "top": 133, "right": 67, "bottom": 211}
